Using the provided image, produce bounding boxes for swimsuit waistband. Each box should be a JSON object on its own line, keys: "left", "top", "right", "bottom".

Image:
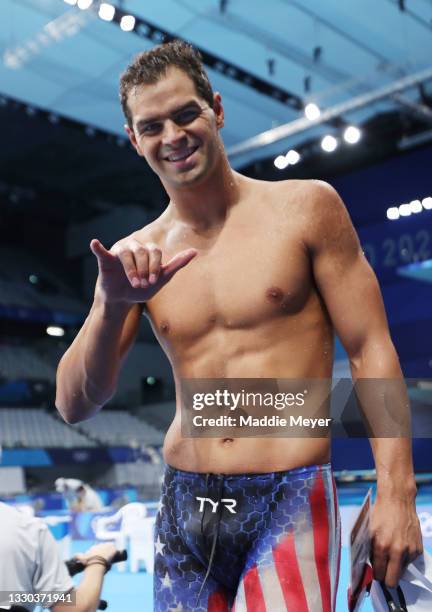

{"left": 165, "top": 461, "right": 332, "bottom": 482}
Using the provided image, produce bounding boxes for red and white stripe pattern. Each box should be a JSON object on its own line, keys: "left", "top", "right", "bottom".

{"left": 232, "top": 467, "right": 341, "bottom": 612}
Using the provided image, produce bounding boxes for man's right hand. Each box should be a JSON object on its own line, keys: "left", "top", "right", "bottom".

{"left": 90, "top": 238, "right": 197, "bottom": 304}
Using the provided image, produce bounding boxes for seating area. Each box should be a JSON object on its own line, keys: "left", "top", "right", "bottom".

{"left": 0, "top": 404, "right": 167, "bottom": 449}
{"left": 76, "top": 410, "right": 164, "bottom": 446}
{"left": 0, "top": 344, "right": 57, "bottom": 381}
{"left": 0, "top": 408, "right": 95, "bottom": 448}
{"left": 136, "top": 401, "right": 175, "bottom": 433}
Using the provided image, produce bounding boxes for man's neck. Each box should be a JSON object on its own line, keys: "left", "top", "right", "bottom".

{"left": 163, "top": 157, "right": 243, "bottom": 232}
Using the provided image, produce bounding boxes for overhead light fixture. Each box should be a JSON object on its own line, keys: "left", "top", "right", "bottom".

{"left": 399, "top": 203, "right": 411, "bottom": 217}
{"left": 286, "top": 149, "right": 300, "bottom": 165}
{"left": 304, "top": 103, "right": 321, "bottom": 121}
{"left": 64, "top": 0, "right": 77, "bottom": 5}
{"left": 274, "top": 155, "right": 289, "bottom": 170}
{"left": 410, "top": 199, "right": 422, "bottom": 213}
{"left": 77, "top": 0, "right": 93, "bottom": 9}
{"left": 343, "top": 125, "right": 361, "bottom": 144}
{"left": 321, "top": 135, "right": 338, "bottom": 152}
{"left": 386, "top": 207, "right": 399, "bottom": 220}
{"left": 98, "top": 2, "right": 115, "bottom": 21}
{"left": 386, "top": 195, "right": 432, "bottom": 220}
{"left": 46, "top": 326, "right": 65, "bottom": 337}
{"left": 120, "top": 15, "right": 136, "bottom": 31}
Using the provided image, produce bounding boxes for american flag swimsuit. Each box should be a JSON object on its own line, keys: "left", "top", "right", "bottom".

{"left": 154, "top": 463, "right": 341, "bottom": 611}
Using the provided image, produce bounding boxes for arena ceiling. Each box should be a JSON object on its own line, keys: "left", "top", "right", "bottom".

{"left": 1, "top": 0, "right": 432, "bottom": 229}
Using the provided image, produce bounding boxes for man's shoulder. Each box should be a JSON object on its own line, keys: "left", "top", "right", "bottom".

{"left": 269, "top": 178, "right": 339, "bottom": 202}
{"left": 118, "top": 214, "right": 168, "bottom": 247}
{"left": 255, "top": 178, "right": 342, "bottom": 222}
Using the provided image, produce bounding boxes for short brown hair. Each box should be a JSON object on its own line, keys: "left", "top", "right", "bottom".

{"left": 119, "top": 40, "right": 214, "bottom": 129}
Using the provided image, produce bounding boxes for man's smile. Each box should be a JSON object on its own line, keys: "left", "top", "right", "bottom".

{"left": 163, "top": 145, "right": 199, "bottom": 164}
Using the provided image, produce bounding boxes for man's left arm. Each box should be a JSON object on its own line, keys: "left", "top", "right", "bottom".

{"left": 306, "top": 180, "right": 423, "bottom": 587}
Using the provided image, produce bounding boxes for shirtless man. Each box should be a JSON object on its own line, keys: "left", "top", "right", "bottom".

{"left": 56, "top": 41, "right": 422, "bottom": 611}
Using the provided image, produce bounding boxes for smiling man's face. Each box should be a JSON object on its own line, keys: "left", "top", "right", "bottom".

{"left": 126, "top": 67, "right": 224, "bottom": 189}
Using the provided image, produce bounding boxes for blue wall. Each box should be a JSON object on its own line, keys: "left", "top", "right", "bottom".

{"left": 330, "top": 145, "right": 432, "bottom": 377}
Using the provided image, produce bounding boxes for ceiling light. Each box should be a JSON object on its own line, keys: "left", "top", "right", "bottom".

{"left": 321, "top": 135, "right": 338, "bottom": 152}
{"left": 64, "top": 0, "right": 77, "bottom": 5}
{"left": 98, "top": 3, "right": 115, "bottom": 21}
{"left": 422, "top": 196, "right": 432, "bottom": 210}
{"left": 304, "top": 103, "right": 321, "bottom": 121}
{"left": 274, "top": 155, "right": 289, "bottom": 170}
{"left": 77, "top": 0, "right": 93, "bottom": 10}
{"left": 343, "top": 125, "right": 361, "bottom": 144}
{"left": 46, "top": 326, "right": 65, "bottom": 337}
{"left": 386, "top": 207, "right": 399, "bottom": 220}
{"left": 286, "top": 149, "right": 300, "bottom": 165}
{"left": 399, "top": 203, "right": 411, "bottom": 217}
{"left": 120, "top": 15, "right": 136, "bottom": 31}
{"left": 410, "top": 199, "right": 422, "bottom": 213}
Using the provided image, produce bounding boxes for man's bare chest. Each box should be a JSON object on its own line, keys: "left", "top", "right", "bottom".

{"left": 146, "top": 225, "right": 314, "bottom": 341}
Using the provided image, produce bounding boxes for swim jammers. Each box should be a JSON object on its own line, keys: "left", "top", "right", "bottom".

{"left": 154, "top": 463, "right": 341, "bottom": 611}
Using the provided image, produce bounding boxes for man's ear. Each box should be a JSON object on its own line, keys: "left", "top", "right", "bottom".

{"left": 212, "top": 93, "right": 224, "bottom": 129}
{"left": 125, "top": 124, "right": 144, "bottom": 157}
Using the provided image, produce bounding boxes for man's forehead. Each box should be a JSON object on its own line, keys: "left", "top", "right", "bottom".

{"left": 128, "top": 67, "right": 199, "bottom": 110}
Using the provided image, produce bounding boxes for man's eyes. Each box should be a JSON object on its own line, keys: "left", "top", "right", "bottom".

{"left": 139, "top": 108, "right": 201, "bottom": 136}
{"left": 141, "top": 122, "right": 162, "bottom": 135}
{"left": 174, "top": 108, "right": 201, "bottom": 124}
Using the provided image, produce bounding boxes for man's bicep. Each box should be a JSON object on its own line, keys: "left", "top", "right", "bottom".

{"left": 315, "top": 252, "right": 389, "bottom": 356}
{"left": 309, "top": 184, "right": 390, "bottom": 356}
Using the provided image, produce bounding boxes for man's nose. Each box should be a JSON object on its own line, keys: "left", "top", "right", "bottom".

{"left": 161, "top": 119, "right": 186, "bottom": 146}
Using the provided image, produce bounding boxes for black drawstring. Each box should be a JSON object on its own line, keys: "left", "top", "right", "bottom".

{"left": 200, "top": 473, "right": 210, "bottom": 538}
{"left": 196, "top": 474, "right": 225, "bottom": 607}
{"left": 379, "top": 582, "right": 408, "bottom": 612}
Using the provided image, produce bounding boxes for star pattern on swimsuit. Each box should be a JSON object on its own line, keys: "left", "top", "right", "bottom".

{"left": 169, "top": 603, "right": 184, "bottom": 612}
{"left": 155, "top": 534, "right": 165, "bottom": 555}
{"left": 162, "top": 571, "right": 172, "bottom": 589}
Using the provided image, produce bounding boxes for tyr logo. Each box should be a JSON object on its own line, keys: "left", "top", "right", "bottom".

{"left": 196, "top": 496, "right": 237, "bottom": 514}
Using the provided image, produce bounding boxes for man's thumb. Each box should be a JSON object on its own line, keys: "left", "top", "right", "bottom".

{"left": 90, "top": 239, "right": 111, "bottom": 262}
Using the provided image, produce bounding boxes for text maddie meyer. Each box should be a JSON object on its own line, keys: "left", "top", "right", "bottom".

{"left": 192, "top": 414, "right": 332, "bottom": 429}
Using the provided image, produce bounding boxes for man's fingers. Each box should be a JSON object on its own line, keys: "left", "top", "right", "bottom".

{"left": 117, "top": 250, "right": 140, "bottom": 288}
{"left": 91, "top": 239, "right": 119, "bottom": 276}
{"left": 372, "top": 557, "right": 387, "bottom": 583}
{"left": 162, "top": 249, "right": 198, "bottom": 281}
{"left": 90, "top": 238, "right": 112, "bottom": 260}
{"left": 408, "top": 542, "right": 423, "bottom": 564}
{"left": 371, "top": 543, "right": 388, "bottom": 583}
{"left": 133, "top": 246, "right": 150, "bottom": 287}
{"left": 148, "top": 247, "right": 162, "bottom": 284}
{"left": 383, "top": 553, "right": 404, "bottom": 588}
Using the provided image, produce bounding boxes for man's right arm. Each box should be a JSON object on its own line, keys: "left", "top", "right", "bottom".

{"left": 55, "top": 236, "right": 197, "bottom": 425}
{"left": 55, "top": 296, "right": 142, "bottom": 424}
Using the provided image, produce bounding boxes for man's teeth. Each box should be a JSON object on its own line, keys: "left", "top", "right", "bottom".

{"left": 167, "top": 148, "right": 196, "bottom": 162}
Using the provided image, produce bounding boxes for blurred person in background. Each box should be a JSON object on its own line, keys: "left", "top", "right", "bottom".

{"left": 55, "top": 478, "right": 103, "bottom": 512}
{"left": 0, "top": 501, "right": 116, "bottom": 612}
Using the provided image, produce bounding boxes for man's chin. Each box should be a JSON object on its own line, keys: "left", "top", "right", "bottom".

{"left": 166, "top": 165, "right": 209, "bottom": 188}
